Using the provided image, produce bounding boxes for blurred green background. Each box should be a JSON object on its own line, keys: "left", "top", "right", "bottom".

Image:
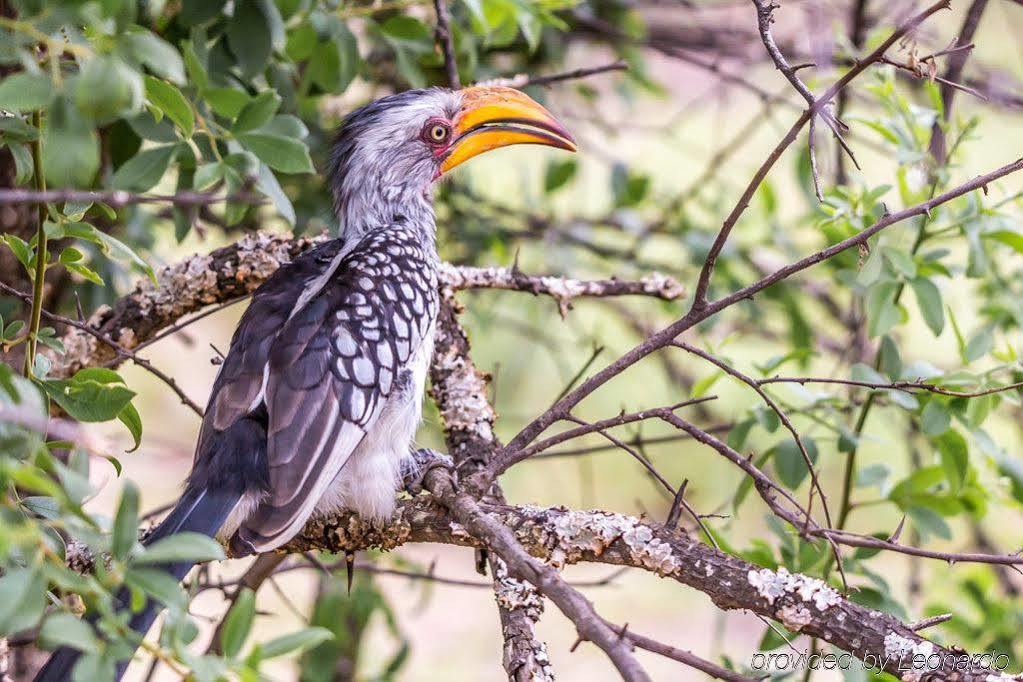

{"left": 3, "top": 0, "right": 1023, "bottom": 679}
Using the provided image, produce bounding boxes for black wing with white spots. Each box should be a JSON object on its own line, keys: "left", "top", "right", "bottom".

{"left": 191, "top": 223, "right": 439, "bottom": 554}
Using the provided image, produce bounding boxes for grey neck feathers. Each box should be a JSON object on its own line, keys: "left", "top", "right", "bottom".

{"left": 335, "top": 174, "right": 436, "bottom": 251}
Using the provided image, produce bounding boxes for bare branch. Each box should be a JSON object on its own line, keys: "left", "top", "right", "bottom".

{"left": 432, "top": 0, "right": 460, "bottom": 89}
{"left": 0, "top": 187, "right": 263, "bottom": 207}
{"left": 440, "top": 263, "right": 685, "bottom": 317}
{"left": 691, "top": 0, "right": 951, "bottom": 308}
{"left": 929, "top": 0, "right": 991, "bottom": 160}
{"left": 477, "top": 61, "right": 628, "bottom": 89}
{"left": 757, "top": 375, "right": 1023, "bottom": 398}
{"left": 429, "top": 473, "right": 653, "bottom": 682}
{"left": 0, "top": 281, "right": 204, "bottom": 416}
{"left": 427, "top": 288, "right": 554, "bottom": 681}
{"left": 673, "top": 341, "right": 833, "bottom": 529}
{"left": 603, "top": 619, "right": 759, "bottom": 682}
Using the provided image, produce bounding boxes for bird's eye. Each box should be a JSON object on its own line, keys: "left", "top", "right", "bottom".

{"left": 424, "top": 121, "right": 450, "bottom": 144}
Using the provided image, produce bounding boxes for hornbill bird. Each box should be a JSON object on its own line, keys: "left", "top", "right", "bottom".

{"left": 36, "top": 86, "right": 574, "bottom": 681}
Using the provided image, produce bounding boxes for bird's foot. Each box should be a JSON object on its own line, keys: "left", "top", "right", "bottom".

{"left": 402, "top": 448, "right": 455, "bottom": 494}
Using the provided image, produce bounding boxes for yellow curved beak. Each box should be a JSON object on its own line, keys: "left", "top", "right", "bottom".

{"left": 439, "top": 86, "right": 576, "bottom": 175}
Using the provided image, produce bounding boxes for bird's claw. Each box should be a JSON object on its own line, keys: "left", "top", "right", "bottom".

{"left": 402, "top": 448, "right": 455, "bottom": 494}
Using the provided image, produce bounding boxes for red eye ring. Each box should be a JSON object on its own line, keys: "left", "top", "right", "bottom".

{"left": 422, "top": 118, "right": 451, "bottom": 145}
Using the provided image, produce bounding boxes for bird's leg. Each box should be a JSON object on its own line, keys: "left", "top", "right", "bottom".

{"left": 401, "top": 448, "right": 455, "bottom": 494}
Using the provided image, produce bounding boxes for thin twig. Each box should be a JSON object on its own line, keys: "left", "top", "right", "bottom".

{"left": 478, "top": 60, "right": 629, "bottom": 89}
{"left": 0, "top": 282, "right": 204, "bottom": 416}
{"left": 0, "top": 187, "right": 264, "bottom": 207}
{"left": 433, "top": 0, "right": 460, "bottom": 89}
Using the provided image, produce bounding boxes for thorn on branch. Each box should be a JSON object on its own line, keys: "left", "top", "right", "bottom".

{"left": 888, "top": 515, "right": 907, "bottom": 544}
{"left": 909, "top": 613, "right": 953, "bottom": 631}
{"left": 665, "top": 479, "right": 690, "bottom": 529}
{"left": 345, "top": 551, "right": 355, "bottom": 594}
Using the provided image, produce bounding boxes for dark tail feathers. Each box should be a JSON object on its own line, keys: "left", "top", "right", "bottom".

{"left": 33, "top": 486, "right": 241, "bottom": 682}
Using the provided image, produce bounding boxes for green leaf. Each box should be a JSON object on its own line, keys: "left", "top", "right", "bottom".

{"left": 286, "top": 22, "right": 317, "bottom": 61}
{"left": 727, "top": 418, "right": 755, "bottom": 452}
{"left": 910, "top": 277, "right": 944, "bottom": 336}
{"left": 379, "top": 16, "right": 433, "bottom": 43}
{"left": 0, "top": 115, "right": 39, "bottom": 142}
{"left": 907, "top": 506, "right": 951, "bottom": 540}
{"left": 227, "top": 0, "right": 273, "bottom": 78}
{"left": 233, "top": 91, "right": 281, "bottom": 133}
{"left": 935, "top": 430, "right": 968, "bottom": 491}
{"left": 125, "top": 567, "right": 186, "bottom": 610}
{"left": 43, "top": 98, "right": 99, "bottom": 187}
{"left": 964, "top": 327, "right": 993, "bottom": 363}
{"left": 306, "top": 39, "right": 342, "bottom": 92}
{"left": 205, "top": 87, "right": 251, "bottom": 119}
{"left": 114, "top": 400, "right": 142, "bottom": 452}
{"left": 920, "top": 399, "right": 950, "bottom": 436}
{"left": 0, "top": 73, "right": 53, "bottom": 112}
{"left": 2, "top": 234, "right": 32, "bottom": 274}
{"left": 855, "top": 247, "right": 884, "bottom": 287}
{"left": 256, "top": 162, "right": 295, "bottom": 225}
{"left": 0, "top": 568, "right": 47, "bottom": 635}
{"left": 544, "top": 159, "right": 577, "bottom": 194}
{"left": 261, "top": 627, "right": 333, "bottom": 659}
{"left": 39, "top": 613, "right": 99, "bottom": 652}
{"left": 10, "top": 142, "right": 33, "bottom": 186}
{"left": 220, "top": 588, "right": 256, "bottom": 658}
{"left": 74, "top": 57, "right": 144, "bottom": 124}
{"left": 856, "top": 463, "right": 890, "bottom": 489}
{"left": 72, "top": 653, "right": 115, "bottom": 682}
{"left": 65, "top": 262, "right": 105, "bottom": 285}
{"left": 41, "top": 367, "right": 136, "bottom": 423}
{"left": 3, "top": 319, "right": 25, "bottom": 342}
{"left": 181, "top": 40, "right": 209, "bottom": 91}
{"left": 179, "top": 0, "right": 228, "bottom": 25}
{"left": 193, "top": 162, "right": 224, "bottom": 190}
{"left": 144, "top": 77, "right": 194, "bottom": 137}
{"left": 850, "top": 363, "right": 885, "bottom": 385}
{"left": 112, "top": 482, "right": 140, "bottom": 561}
{"left": 135, "top": 532, "right": 225, "bottom": 565}
{"left": 123, "top": 29, "right": 186, "bottom": 84}
{"left": 61, "top": 222, "right": 155, "bottom": 282}
{"left": 237, "top": 132, "right": 314, "bottom": 173}
{"left": 691, "top": 370, "right": 722, "bottom": 399}
{"left": 36, "top": 327, "right": 66, "bottom": 354}
{"left": 985, "top": 229, "right": 1023, "bottom": 255}
{"left": 877, "top": 335, "right": 902, "bottom": 379}
{"left": 611, "top": 164, "right": 650, "bottom": 207}
{"left": 865, "top": 281, "right": 900, "bottom": 338}
{"left": 260, "top": 115, "right": 307, "bottom": 140}
{"left": 112, "top": 144, "right": 178, "bottom": 192}
{"left": 882, "top": 247, "right": 917, "bottom": 279}
{"left": 771, "top": 437, "right": 819, "bottom": 489}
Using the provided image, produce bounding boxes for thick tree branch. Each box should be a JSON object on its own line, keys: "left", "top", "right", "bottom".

{"left": 427, "top": 288, "right": 556, "bottom": 681}
{"left": 49, "top": 233, "right": 677, "bottom": 379}
{"left": 270, "top": 495, "right": 1004, "bottom": 681}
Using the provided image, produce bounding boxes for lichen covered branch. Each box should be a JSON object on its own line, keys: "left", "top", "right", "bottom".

{"left": 279, "top": 496, "right": 996, "bottom": 681}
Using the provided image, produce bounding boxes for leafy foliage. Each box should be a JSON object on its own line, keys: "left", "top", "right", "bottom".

{"left": 2, "top": 0, "right": 1023, "bottom": 679}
